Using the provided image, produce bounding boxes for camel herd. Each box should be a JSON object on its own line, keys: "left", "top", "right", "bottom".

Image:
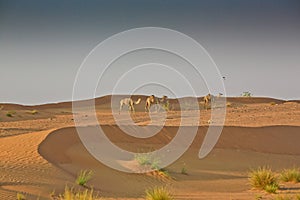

{"left": 119, "top": 94, "right": 216, "bottom": 113}
{"left": 119, "top": 95, "right": 169, "bottom": 113}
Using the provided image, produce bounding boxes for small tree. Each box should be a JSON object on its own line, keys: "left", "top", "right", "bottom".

{"left": 242, "top": 91, "right": 252, "bottom": 97}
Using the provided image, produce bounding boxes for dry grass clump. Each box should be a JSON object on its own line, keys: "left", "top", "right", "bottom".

{"left": 145, "top": 186, "right": 173, "bottom": 200}
{"left": 17, "top": 193, "right": 26, "bottom": 200}
{"left": 26, "top": 110, "right": 38, "bottom": 115}
{"left": 280, "top": 168, "right": 300, "bottom": 183}
{"left": 249, "top": 167, "right": 279, "bottom": 193}
{"left": 58, "top": 186, "right": 97, "bottom": 200}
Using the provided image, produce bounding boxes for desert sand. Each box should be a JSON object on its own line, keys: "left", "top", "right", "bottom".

{"left": 1, "top": 95, "right": 300, "bottom": 200}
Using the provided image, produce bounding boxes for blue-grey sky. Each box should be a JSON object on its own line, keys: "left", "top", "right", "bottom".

{"left": 0, "top": 0, "right": 300, "bottom": 105}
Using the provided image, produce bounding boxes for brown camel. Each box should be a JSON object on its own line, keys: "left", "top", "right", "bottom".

{"left": 145, "top": 95, "right": 169, "bottom": 112}
{"left": 145, "top": 95, "right": 155, "bottom": 112}
{"left": 204, "top": 94, "right": 214, "bottom": 109}
{"left": 119, "top": 97, "right": 141, "bottom": 113}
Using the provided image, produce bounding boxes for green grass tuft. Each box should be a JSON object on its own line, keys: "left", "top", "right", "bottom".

{"left": 280, "top": 168, "right": 300, "bottom": 183}
{"left": 76, "top": 170, "right": 93, "bottom": 186}
{"left": 180, "top": 167, "right": 188, "bottom": 175}
{"left": 145, "top": 186, "right": 173, "bottom": 200}
{"left": 264, "top": 183, "right": 278, "bottom": 193}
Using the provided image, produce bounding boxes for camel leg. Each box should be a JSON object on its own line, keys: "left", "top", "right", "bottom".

{"left": 145, "top": 103, "right": 149, "bottom": 112}
{"left": 119, "top": 103, "right": 123, "bottom": 114}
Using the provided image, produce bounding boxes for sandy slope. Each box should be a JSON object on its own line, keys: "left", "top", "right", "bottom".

{"left": 0, "top": 96, "right": 300, "bottom": 199}
{"left": 38, "top": 125, "right": 300, "bottom": 199}
{"left": 0, "top": 129, "right": 71, "bottom": 200}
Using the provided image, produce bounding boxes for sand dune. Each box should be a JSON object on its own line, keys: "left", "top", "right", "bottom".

{"left": 0, "top": 96, "right": 300, "bottom": 199}
{"left": 38, "top": 125, "right": 300, "bottom": 198}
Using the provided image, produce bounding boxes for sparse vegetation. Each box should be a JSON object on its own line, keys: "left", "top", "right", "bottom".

{"left": 17, "top": 193, "right": 26, "bottom": 200}
{"left": 76, "top": 170, "right": 93, "bottom": 186}
{"left": 135, "top": 153, "right": 171, "bottom": 178}
{"left": 280, "top": 168, "right": 300, "bottom": 183}
{"left": 157, "top": 168, "right": 171, "bottom": 179}
{"left": 6, "top": 110, "right": 16, "bottom": 117}
{"left": 135, "top": 153, "right": 152, "bottom": 166}
{"left": 181, "top": 166, "right": 188, "bottom": 175}
{"left": 255, "top": 194, "right": 263, "bottom": 200}
{"left": 226, "top": 102, "right": 232, "bottom": 107}
{"left": 274, "top": 195, "right": 293, "bottom": 200}
{"left": 26, "top": 110, "right": 38, "bottom": 115}
{"left": 58, "top": 186, "right": 97, "bottom": 200}
{"left": 145, "top": 186, "right": 173, "bottom": 200}
{"left": 249, "top": 167, "right": 279, "bottom": 192}
{"left": 270, "top": 102, "right": 276, "bottom": 106}
{"left": 135, "top": 153, "right": 162, "bottom": 170}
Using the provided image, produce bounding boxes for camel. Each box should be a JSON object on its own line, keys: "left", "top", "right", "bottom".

{"left": 158, "top": 95, "right": 169, "bottom": 111}
{"left": 119, "top": 97, "right": 141, "bottom": 113}
{"left": 145, "top": 95, "right": 169, "bottom": 112}
{"left": 145, "top": 95, "right": 156, "bottom": 112}
{"left": 204, "top": 94, "right": 214, "bottom": 109}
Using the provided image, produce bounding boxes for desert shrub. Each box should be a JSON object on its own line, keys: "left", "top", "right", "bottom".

{"left": 6, "top": 111, "right": 15, "bottom": 117}
{"left": 58, "top": 186, "right": 97, "bottom": 200}
{"left": 76, "top": 170, "right": 93, "bottom": 186}
{"left": 270, "top": 102, "right": 276, "bottom": 106}
{"left": 145, "top": 186, "right": 173, "bottom": 200}
{"left": 242, "top": 91, "right": 252, "bottom": 97}
{"left": 249, "top": 167, "right": 279, "bottom": 191}
{"left": 280, "top": 168, "right": 300, "bottom": 183}
{"left": 17, "top": 193, "right": 26, "bottom": 200}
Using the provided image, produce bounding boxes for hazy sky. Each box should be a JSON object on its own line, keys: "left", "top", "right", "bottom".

{"left": 0, "top": 0, "right": 300, "bottom": 105}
